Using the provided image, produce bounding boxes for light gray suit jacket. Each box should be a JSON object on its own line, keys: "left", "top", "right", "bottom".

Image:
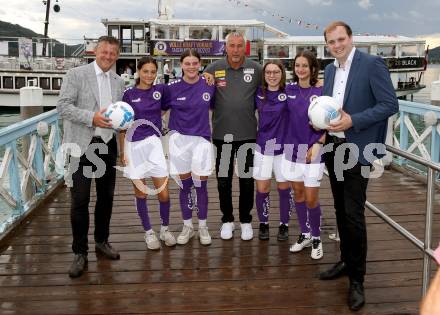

{"left": 57, "top": 62, "right": 125, "bottom": 155}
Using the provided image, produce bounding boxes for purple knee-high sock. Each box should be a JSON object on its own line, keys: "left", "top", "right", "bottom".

{"left": 308, "top": 204, "right": 322, "bottom": 238}
{"left": 159, "top": 200, "right": 170, "bottom": 226}
{"left": 179, "top": 177, "right": 194, "bottom": 220}
{"left": 278, "top": 188, "right": 292, "bottom": 225}
{"left": 136, "top": 197, "right": 151, "bottom": 231}
{"left": 256, "top": 191, "right": 270, "bottom": 223}
{"left": 295, "top": 201, "right": 309, "bottom": 234}
{"left": 195, "top": 180, "right": 208, "bottom": 220}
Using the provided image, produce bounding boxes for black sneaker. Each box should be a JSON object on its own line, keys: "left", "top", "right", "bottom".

{"left": 68, "top": 254, "right": 88, "bottom": 278}
{"left": 259, "top": 223, "right": 269, "bottom": 240}
{"left": 95, "top": 241, "right": 120, "bottom": 260}
{"left": 277, "top": 224, "right": 289, "bottom": 241}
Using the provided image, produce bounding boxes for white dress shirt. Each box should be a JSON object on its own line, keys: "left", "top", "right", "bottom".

{"left": 93, "top": 61, "right": 114, "bottom": 141}
{"left": 330, "top": 47, "right": 356, "bottom": 138}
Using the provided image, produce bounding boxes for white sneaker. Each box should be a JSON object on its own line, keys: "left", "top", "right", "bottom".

{"left": 311, "top": 239, "right": 323, "bottom": 260}
{"left": 240, "top": 223, "right": 253, "bottom": 241}
{"left": 290, "top": 234, "right": 312, "bottom": 253}
{"left": 198, "top": 226, "right": 212, "bottom": 245}
{"left": 144, "top": 230, "right": 160, "bottom": 250}
{"left": 159, "top": 227, "right": 177, "bottom": 247}
{"left": 177, "top": 225, "right": 195, "bottom": 245}
{"left": 220, "top": 222, "right": 235, "bottom": 240}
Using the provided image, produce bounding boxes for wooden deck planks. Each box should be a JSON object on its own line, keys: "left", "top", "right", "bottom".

{"left": 0, "top": 168, "right": 438, "bottom": 314}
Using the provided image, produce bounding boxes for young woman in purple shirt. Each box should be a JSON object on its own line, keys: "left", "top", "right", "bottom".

{"left": 119, "top": 56, "right": 176, "bottom": 250}
{"left": 282, "top": 50, "right": 326, "bottom": 259}
{"left": 253, "top": 60, "right": 293, "bottom": 241}
{"left": 163, "top": 49, "right": 216, "bottom": 246}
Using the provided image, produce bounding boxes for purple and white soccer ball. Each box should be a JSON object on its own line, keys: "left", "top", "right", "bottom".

{"left": 104, "top": 101, "right": 135, "bottom": 130}
{"left": 308, "top": 96, "right": 341, "bottom": 130}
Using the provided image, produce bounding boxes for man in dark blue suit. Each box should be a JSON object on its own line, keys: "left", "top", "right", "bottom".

{"left": 318, "top": 21, "right": 399, "bottom": 311}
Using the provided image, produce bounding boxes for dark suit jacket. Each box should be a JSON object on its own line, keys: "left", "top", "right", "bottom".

{"left": 323, "top": 49, "right": 399, "bottom": 165}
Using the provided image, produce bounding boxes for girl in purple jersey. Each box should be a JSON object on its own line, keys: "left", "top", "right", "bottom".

{"left": 282, "top": 50, "right": 326, "bottom": 259}
{"left": 253, "top": 60, "right": 293, "bottom": 241}
{"left": 119, "top": 57, "right": 176, "bottom": 250}
{"left": 163, "top": 49, "right": 216, "bottom": 246}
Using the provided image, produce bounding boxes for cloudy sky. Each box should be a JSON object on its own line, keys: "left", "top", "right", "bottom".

{"left": 1, "top": 0, "right": 440, "bottom": 47}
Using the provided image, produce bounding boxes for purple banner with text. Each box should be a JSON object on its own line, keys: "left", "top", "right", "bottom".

{"left": 152, "top": 40, "right": 226, "bottom": 56}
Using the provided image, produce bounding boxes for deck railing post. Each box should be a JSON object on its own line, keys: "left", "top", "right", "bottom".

{"left": 398, "top": 111, "right": 409, "bottom": 166}
{"left": 422, "top": 167, "right": 435, "bottom": 295}
{"left": 8, "top": 142, "right": 23, "bottom": 216}
{"left": 430, "top": 122, "right": 440, "bottom": 164}
{"left": 34, "top": 133, "right": 46, "bottom": 194}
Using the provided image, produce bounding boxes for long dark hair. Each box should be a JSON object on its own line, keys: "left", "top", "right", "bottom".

{"left": 180, "top": 49, "right": 201, "bottom": 77}
{"left": 292, "top": 50, "right": 320, "bottom": 87}
{"left": 261, "top": 60, "right": 286, "bottom": 101}
{"left": 135, "top": 56, "right": 158, "bottom": 85}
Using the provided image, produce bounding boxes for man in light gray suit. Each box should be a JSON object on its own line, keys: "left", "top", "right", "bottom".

{"left": 57, "top": 36, "right": 125, "bottom": 278}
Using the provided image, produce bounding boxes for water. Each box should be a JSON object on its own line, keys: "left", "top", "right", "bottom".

{"left": 414, "top": 64, "right": 440, "bottom": 103}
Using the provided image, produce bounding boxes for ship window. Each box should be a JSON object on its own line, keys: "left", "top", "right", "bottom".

{"left": 400, "top": 45, "right": 418, "bottom": 57}
{"left": 121, "top": 27, "right": 132, "bottom": 53}
{"left": 377, "top": 45, "right": 396, "bottom": 57}
{"left": 324, "top": 46, "right": 332, "bottom": 58}
{"left": 357, "top": 46, "right": 370, "bottom": 54}
{"left": 27, "top": 77, "right": 38, "bottom": 87}
{"left": 15, "top": 77, "right": 26, "bottom": 89}
{"left": 267, "top": 45, "right": 289, "bottom": 58}
{"left": 52, "top": 77, "right": 62, "bottom": 90}
{"left": 190, "top": 28, "right": 203, "bottom": 39}
{"left": 297, "top": 46, "right": 318, "bottom": 57}
{"left": 133, "top": 25, "right": 144, "bottom": 40}
{"left": 155, "top": 27, "right": 165, "bottom": 39}
{"left": 40, "top": 77, "right": 50, "bottom": 90}
{"left": 3, "top": 76, "right": 13, "bottom": 89}
{"left": 169, "top": 27, "right": 179, "bottom": 39}
{"left": 108, "top": 25, "right": 119, "bottom": 39}
{"left": 223, "top": 28, "right": 243, "bottom": 40}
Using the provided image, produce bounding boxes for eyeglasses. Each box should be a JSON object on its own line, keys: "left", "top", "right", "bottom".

{"left": 265, "top": 70, "right": 282, "bottom": 76}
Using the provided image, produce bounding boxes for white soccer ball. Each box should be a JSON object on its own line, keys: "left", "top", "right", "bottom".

{"left": 308, "top": 96, "right": 341, "bottom": 130}
{"left": 104, "top": 101, "right": 135, "bottom": 130}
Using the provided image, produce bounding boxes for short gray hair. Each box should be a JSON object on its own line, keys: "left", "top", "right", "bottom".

{"left": 95, "top": 36, "right": 120, "bottom": 49}
{"left": 225, "top": 32, "right": 247, "bottom": 46}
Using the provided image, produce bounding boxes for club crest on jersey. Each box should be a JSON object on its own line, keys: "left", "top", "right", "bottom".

{"left": 243, "top": 74, "right": 253, "bottom": 83}
{"left": 278, "top": 93, "right": 287, "bottom": 101}
{"left": 153, "top": 91, "right": 162, "bottom": 100}
{"left": 202, "top": 92, "right": 211, "bottom": 101}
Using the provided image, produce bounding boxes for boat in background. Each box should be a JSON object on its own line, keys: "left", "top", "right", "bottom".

{"left": 263, "top": 35, "right": 427, "bottom": 98}
{"left": 0, "top": 36, "right": 86, "bottom": 107}
{"left": 0, "top": 0, "right": 428, "bottom": 108}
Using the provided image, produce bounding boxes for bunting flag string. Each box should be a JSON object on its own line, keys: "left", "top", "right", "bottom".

{"left": 226, "top": 0, "right": 320, "bottom": 30}
{"left": 225, "top": 0, "right": 403, "bottom": 36}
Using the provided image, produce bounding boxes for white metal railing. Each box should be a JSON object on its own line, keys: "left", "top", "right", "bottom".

{"left": 387, "top": 100, "right": 440, "bottom": 167}
{"left": 0, "top": 109, "right": 63, "bottom": 236}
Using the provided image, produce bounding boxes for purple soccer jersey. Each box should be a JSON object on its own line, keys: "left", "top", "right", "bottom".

{"left": 284, "top": 83, "right": 324, "bottom": 163}
{"left": 122, "top": 84, "right": 166, "bottom": 142}
{"left": 163, "top": 77, "right": 215, "bottom": 140}
{"left": 255, "top": 87, "right": 287, "bottom": 156}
